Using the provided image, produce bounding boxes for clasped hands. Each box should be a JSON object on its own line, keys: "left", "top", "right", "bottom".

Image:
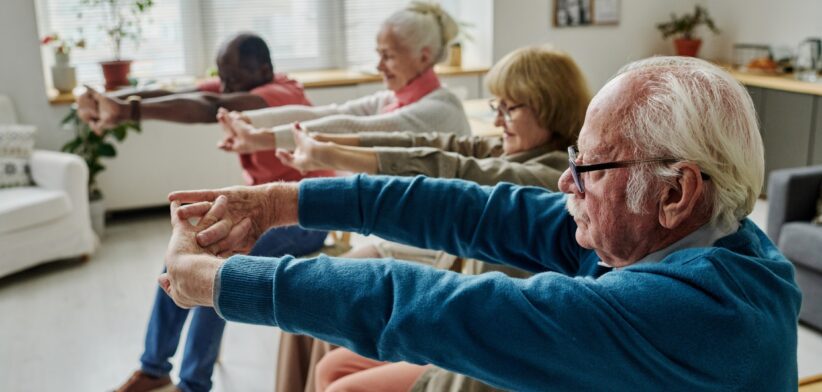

{"left": 160, "top": 182, "right": 299, "bottom": 308}
{"left": 76, "top": 86, "right": 132, "bottom": 136}
{"left": 216, "top": 108, "right": 333, "bottom": 173}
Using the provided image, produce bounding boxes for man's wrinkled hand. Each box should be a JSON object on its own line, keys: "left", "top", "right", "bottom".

{"left": 158, "top": 200, "right": 224, "bottom": 308}
{"left": 168, "top": 183, "right": 300, "bottom": 256}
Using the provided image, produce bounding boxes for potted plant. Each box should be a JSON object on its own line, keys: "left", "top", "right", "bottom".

{"left": 60, "top": 107, "right": 140, "bottom": 235}
{"left": 656, "top": 5, "right": 719, "bottom": 57}
{"left": 81, "top": 0, "right": 154, "bottom": 90}
{"left": 41, "top": 33, "right": 86, "bottom": 93}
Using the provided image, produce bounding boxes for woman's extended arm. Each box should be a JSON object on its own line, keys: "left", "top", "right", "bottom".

{"left": 275, "top": 129, "right": 379, "bottom": 174}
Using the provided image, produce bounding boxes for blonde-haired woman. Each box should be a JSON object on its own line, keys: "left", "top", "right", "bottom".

{"left": 258, "top": 46, "right": 590, "bottom": 392}
{"left": 218, "top": 1, "right": 470, "bottom": 155}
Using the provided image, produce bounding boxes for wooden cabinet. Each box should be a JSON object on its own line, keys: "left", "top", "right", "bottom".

{"left": 811, "top": 97, "right": 822, "bottom": 166}
{"left": 746, "top": 86, "right": 820, "bottom": 192}
{"left": 761, "top": 90, "right": 816, "bottom": 189}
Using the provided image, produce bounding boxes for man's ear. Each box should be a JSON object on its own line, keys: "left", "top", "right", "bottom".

{"left": 658, "top": 163, "right": 705, "bottom": 229}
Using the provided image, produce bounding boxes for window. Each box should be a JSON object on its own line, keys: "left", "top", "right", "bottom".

{"left": 36, "top": 0, "right": 187, "bottom": 84}
{"left": 36, "top": 0, "right": 464, "bottom": 86}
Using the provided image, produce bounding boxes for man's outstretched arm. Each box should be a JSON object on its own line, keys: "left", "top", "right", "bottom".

{"left": 169, "top": 174, "right": 584, "bottom": 274}
{"left": 137, "top": 92, "right": 268, "bottom": 123}
{"left": 83, "top": 88, "right": 268, "bottom": 134}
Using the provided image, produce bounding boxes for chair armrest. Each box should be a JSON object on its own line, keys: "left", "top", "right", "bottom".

{"left": 766, "top": 165, "right": 822, "bottom": 243}
{"left": 29, "top": 150, "right": 90, "bottom": 206}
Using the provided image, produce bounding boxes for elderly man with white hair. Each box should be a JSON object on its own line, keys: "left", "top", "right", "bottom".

{"left": 161, "top": 57, "right": 800, "bottom": 391}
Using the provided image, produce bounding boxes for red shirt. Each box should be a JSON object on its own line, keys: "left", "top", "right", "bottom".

{"left": 198, "top": 74, "right": 332, "bottom": 185}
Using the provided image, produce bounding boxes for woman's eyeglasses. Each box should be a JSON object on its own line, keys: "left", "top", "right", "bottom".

{"left": 489, "top": 99, "right": 526, "bottom": 123}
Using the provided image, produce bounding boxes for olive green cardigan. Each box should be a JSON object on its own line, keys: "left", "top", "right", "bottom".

{"left": 359, "top": 131, "right": 568, "bottom": 191}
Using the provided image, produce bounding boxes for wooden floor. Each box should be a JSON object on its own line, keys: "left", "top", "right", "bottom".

{"left": 0, "top": 200, "right": 820, "bottom": 391}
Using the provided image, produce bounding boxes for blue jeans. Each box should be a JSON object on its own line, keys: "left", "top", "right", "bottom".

{"left": 140, "top": 226, "right": 328, "bottom": 392}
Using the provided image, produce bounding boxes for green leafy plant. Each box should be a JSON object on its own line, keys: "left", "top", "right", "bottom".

{"left": 656, "top": 5, "right": 719, "bottom": 40}
{"left": 452, "top": 20, "right": 476, "bottom": 47}
{"left": 81, "top": 0, "right": 154, "bottom": 60}
{"left": 60, "top": 107, "right": 141, "bottom": 200}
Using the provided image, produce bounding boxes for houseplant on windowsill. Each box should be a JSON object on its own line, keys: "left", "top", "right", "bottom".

{"left": 81, "top": 0, "right": 154, "bottom": 90}
{"left": 656, "top": 5, "right": 719, "bottom": 57}
{"left": 41, "top": 33, "right": 86, "bottom": 93}
{"left": 446, "top": 21, "right": 475, "bottom": 68}
{"left": 60, "top": 106, "right": 140, "bottom": 235}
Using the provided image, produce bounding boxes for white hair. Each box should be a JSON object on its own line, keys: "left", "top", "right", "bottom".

{"left": 382, "top": 1, "right": 459, "bottom": 64}
{"left": 612, "top": 56, "right": 763, "bottom": 231}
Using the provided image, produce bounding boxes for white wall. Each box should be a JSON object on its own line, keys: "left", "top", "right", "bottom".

{"left": 490, "top": 0, "right": 822, "bottom": 92}
{"left": 0, "top": 0, "right": 73, "bottom": 151}
{"left": 491, "top": 0, "right": 703, "bottom": 91}
{"left": 702, "top": 0, "right": 822, "bottom": 62}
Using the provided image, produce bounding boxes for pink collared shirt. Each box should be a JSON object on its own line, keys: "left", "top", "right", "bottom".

{"left": 380, "top": 67, "right": 442, "bottom": 113}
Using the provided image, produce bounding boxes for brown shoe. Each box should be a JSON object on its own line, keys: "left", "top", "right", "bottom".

{"left": 113, "top": 370, "right": 177, "bottom": 392}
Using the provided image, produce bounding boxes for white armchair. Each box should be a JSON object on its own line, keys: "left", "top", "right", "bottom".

{"left": 0, "top": 150, "right": 98, "bottom": 277}
{"left": 0, "top": 95, "right": 97, "bottom": 277}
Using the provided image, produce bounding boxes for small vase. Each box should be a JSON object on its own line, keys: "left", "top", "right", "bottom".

{"left": 51, "top": 52, "right": 77, "bottom": 93}
{"left": 448, "top": 43, "right": 462, "bottom": 67}
{"left": 89, "top": 197, "right": 106, "bottom": 238}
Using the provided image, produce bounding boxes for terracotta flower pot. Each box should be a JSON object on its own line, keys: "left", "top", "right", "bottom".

{"left": 674, "top": 38, "right": 702, "bottom": 57}
{"left": 100, "top": 60, "right": 133, "bottom": 91}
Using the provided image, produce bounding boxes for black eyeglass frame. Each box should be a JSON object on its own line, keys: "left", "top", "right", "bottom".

{"left": 567, "top": 146, "right": 710, "bottom": 193}
{"left": 488, "top": 99, "right": 526, "bottom": 123}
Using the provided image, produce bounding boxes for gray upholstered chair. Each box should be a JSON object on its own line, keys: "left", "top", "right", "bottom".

{"left": 767, "top": 165, "right": 822, "bottom": 330}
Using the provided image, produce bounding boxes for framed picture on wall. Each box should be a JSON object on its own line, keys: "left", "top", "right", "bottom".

{"left": 593, "top": 0, "right": 620, "bottom": 25}
{"left": 553, "top": 0, "right": 620, "bottom": 27}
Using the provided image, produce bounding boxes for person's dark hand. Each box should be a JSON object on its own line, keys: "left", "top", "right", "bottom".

{"left": 86, "top": 88, "right": 129, "bottom": 136}
{"left": 76, "top": 86, "right": 99, "bottom": 125}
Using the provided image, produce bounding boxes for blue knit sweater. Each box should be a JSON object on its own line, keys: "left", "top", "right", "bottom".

{"left": 215, "top": 175, "right": 801, "bottom": 391}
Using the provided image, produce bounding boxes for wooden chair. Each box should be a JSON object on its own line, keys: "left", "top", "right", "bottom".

{"left": 800, "top": 374, "right": 822, "bottom": 391}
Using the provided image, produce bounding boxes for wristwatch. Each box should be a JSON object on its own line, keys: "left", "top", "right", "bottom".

{"left": 126, "top": 95, "right": 142, "bottom": 123}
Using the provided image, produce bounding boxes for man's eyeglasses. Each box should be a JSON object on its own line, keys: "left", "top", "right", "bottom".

{"left": 489, "top": 99, "right": 526, "bottom": 123}
{"left": 567, "top": 146, "right": 710, "bottom": 193}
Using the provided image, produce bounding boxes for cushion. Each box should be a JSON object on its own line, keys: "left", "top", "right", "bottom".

{"left": 813, "top": 183, "right": 822, "bottom": 225}
{"left": 0, "top": 186, "right": 71, "bottom": 234}
{"left": 779, "top": 222, "right": 822, "bottom": 271}
{"left": 0, "top": 124, "right": 35, "bottom": 188}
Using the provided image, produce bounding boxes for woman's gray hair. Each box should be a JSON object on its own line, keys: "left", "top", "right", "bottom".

{"left": 613, "top": 56, "right": 763, "bottom": 231}
{"left": 382, "top": 1, "right": 459, "bottom": 64}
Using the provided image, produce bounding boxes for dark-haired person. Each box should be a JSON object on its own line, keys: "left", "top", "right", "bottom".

{"left": 79, "top": 33, "right": 331, "bottom": 392}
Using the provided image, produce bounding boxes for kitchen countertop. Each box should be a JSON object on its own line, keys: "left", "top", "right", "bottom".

{"left": 727, "top": 68, "right": 822, "bottom": 96}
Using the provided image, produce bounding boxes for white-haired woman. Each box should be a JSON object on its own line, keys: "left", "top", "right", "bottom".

{"left": 217, "top": 1, "right": 470, "bottom": 156}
